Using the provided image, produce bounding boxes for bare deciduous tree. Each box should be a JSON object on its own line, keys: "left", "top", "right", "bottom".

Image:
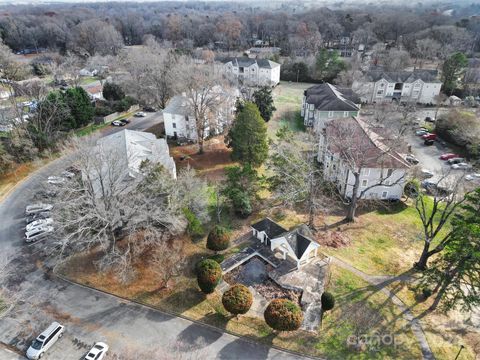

{"left": 150, "top": 239, "right": 186, "bottom": 290}
{"left": 49, "top": 137, "right": 209, "bottom": 282}
{"left": 118, "top": 41, "right": 184, "bottom": 108}
{"left": 414, "top": 172, "right": 471, "bottom": 270}
{"left": 180, "top": 63, "right": 229, "bottom": 154}
{"left": 321, "top": 117, "right": 411, "bottom": 222}
{"left": 268, "top": 128, "right": 337, "bottom": 229}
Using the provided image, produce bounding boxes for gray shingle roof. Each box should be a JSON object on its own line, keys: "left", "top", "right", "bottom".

{"left": 284, "top": 230, "right": 312, "bottom": 259}
{"left": 222, "top": 57, "right": 280, "bottom": 69}
{"left": 304, "top": 83, "right": 360, "bottom": 112}
{"left": 364, "top": 70, "right": 441, "bottom": 83}
{"left": 251, "top": 218, "right": 287, "bottom": 239}
{"left": 163, "top": 95, "right": 191, "bottom": 116}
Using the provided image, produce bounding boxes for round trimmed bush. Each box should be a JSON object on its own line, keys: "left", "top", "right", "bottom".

{"left": 196, "top": 259, "right": 222, "bottom": 294}
{"left": 264, "top": 299, "right": 303, "bottom": 331}
{"left": 206, "top": 225, "right": 230, "bottom": 251}
{"left": 222, "top": 284, "right": 253, "bottom": 315}
{"left": 321, "top": 292, "right": 335, "bottom": 311}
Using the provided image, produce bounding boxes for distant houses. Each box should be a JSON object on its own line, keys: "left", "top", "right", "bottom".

{"left": 301, "top": 83, "right": 360, "bottom": 129}
{"left": 221, "top": 57, "right": 281, "bottom": 87}
{"left": 353, "top": 70, "right": 442, "bottom": 104}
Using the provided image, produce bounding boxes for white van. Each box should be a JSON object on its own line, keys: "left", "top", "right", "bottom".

{"left": 26, "top": 322, "right": 65, "bottom": 359}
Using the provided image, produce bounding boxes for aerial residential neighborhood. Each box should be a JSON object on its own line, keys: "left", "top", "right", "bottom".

{"left": 0, "top": 1, "right": 479, "bottom": 360}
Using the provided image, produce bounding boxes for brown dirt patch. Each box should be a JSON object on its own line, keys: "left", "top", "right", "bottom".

{"left": 316, "top": 230, "right": 351, "bottom": 248}
{"left": 170, "top": 135, "right": 235, "bottom": 181}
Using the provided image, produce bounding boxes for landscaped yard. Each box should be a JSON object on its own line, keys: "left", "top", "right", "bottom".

{"left": 59, "top": 237, "right": 422, "bottom": 359}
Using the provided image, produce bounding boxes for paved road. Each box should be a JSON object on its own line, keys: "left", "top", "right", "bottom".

{"left": 0, "top": 115, "right": 304, "bottom": 360}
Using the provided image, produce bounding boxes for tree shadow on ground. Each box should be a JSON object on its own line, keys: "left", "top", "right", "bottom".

{"left": 175, "top": 322, "right": 223, "bottom": 352}
{"left": 159, "top": 288, "right": 206, "bottom": 314}
{"left": 217, "top": 337, "right": 271, "bottom": 360}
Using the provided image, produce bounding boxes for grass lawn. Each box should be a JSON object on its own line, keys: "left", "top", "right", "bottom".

{"left": 79, "top": 76, "right": 100, "bottom": 85}
{"left": 269, "top": 81, "right": 313, "bottom": 138}
{"left": 59, "top": 233, "right": 421, "bottom": 359}
{"left": 74, "top": 123, "right": 109, "bottom": 137}
{"left": 0, "top": 157, "right": 57, "bottom": 202}
{"left": 320, "top": 200, "right": 450, "bottom": 276}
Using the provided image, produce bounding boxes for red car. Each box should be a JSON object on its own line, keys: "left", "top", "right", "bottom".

{"left": 421, "top": 133, "right": 437, "bottom": 141}
{"left": 440, "top": 153, "right": 459, "bottom": 160}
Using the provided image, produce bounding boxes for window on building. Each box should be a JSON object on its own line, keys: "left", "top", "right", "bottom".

{"left": 412, "top": 91, "right": 420, "bottom": 97}
{"left": 414, "top": 83, "right": 421, "bottom": 88}
{"left": 379, "top": 83, "right": 385, "bottom": 88}
{"left": 382, "top": 191, "right": 388, "bottom": 198}
{"left": 343, "top": 111, "right": 349, "bottom": 117}
{"left": 328, "top": 111, "right": 334, "bottom": 117}
{"left": 362, "top": 179, "right": 368, "bottom": 187}
{"left": 172, "top": 123, "right": 176, "bottom": 129}
{"left": 376, "top": 90, "right": 384, "bottom": 97}
{"left": 387, "top": 169, "right": 393, "bottom": 177}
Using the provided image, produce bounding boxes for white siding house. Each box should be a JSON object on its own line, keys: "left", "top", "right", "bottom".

{"left": 318, "top": 117, "right": 410, "bottom": 200}
{"left": 163, "top": 87, "right": 238, "bottom": 141}
{"left": 222, "top": 57, "right": 280, "bottom": 87}
{"left": 301, "top": 83, "right": 360, "bottom": 129}
{"left": 251, "top": 218, "right": 320, "bottom": 269}
{"left": 353, "top": 70, "right": 442, "bottom": 104}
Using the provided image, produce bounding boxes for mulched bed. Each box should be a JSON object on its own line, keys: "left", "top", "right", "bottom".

{"left": 224, "top": 257, "right": 301, "bottom": 304}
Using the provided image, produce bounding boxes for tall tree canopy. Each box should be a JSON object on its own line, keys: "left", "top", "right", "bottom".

{"left": 442, "top": 52, "right": 468, "bottom": 95}
{"left": 420, "top": 188, "right": 480, "bottom": 312}
{"left": 227, "top": 102, "right": 268, "bottom": 167}
{"left": 252, "top": 86, "right": 276, "bottom": 122}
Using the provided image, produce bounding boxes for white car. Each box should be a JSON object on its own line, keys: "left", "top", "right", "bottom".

{"left": 26, "top": 218, "right": 53, "bottom": 232}
{"left": 134, "top": 111, "right": 146, "bottom": 117}
{"left": 85, "top": 342, "right": 109, "bottom": 360}
{"left": 420, "top": 168, "right": 434, "bottom": 178}
{"left": 25, "top": 203, "right": 53, "bottom": 215}
{"left": 465, "top": 173, "right": 480, "bottom": 181}
{"left": 415, "top": 130, "right": 428, "bottom": 136}
{"left": 451, "top": 162, "right": 472, "bottom": 170}
{"left": 25, "top": 225, "right": 54, "bottom": 243}
{"left": 26, "top": 322, "right": 64, "bottom": 359}
{"left": 47, "top": 176, "right": 66, "bottom": 185}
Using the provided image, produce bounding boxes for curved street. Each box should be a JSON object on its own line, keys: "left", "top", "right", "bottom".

{"left": 0, "top": 114, "right": 304, "bottom": 359}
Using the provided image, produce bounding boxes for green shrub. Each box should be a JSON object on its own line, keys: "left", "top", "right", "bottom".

{"left": 208, "top": 254, "right": 225, "bottom": 264}
{"left": 264, "top": 299, "right": 303, "bottom": 331}
{"left": 196, "top": 259, "right": 222, "bottom": 294}
{"left": 404, "top": 179, "right": 420, "bottom": 198}
{"left": 207, "top": 225, "right": 230, "bottom": 251}
{"left": 183, "top": 208, "right": 204, "bottom": 239}
{"left": 422, "top": 287, "right": 433, "bottom": 299}
{"left": 321, "top": 292, "right": 335, "bottom": 311}
{"left": 222, "top": 284, "right": 253, "bottom": 315}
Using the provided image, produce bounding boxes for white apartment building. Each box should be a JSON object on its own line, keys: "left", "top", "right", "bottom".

{"left": 318, "top": 117, "right": 410, "bottom": 201}
{"left": 352, "top": 70, "right": 442, "bottom": 104}
{"left": 163, "top": 86, "right": 238, "bottom": 141}
{"left": 222, "top": 57, "right": 280, "bottom": 87}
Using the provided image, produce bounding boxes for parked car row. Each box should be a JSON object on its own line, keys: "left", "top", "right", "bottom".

{"left": 439, "top": 154, "right": 473, "bottom": 171}
{"left": 26, "top": 321, "right": 109, "bottom": 360}
{"left": 415, "top": 127, "right": 437, "bottom": 146}
{"left": 25, "top": 203, "right": 54, "bottom": 243}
